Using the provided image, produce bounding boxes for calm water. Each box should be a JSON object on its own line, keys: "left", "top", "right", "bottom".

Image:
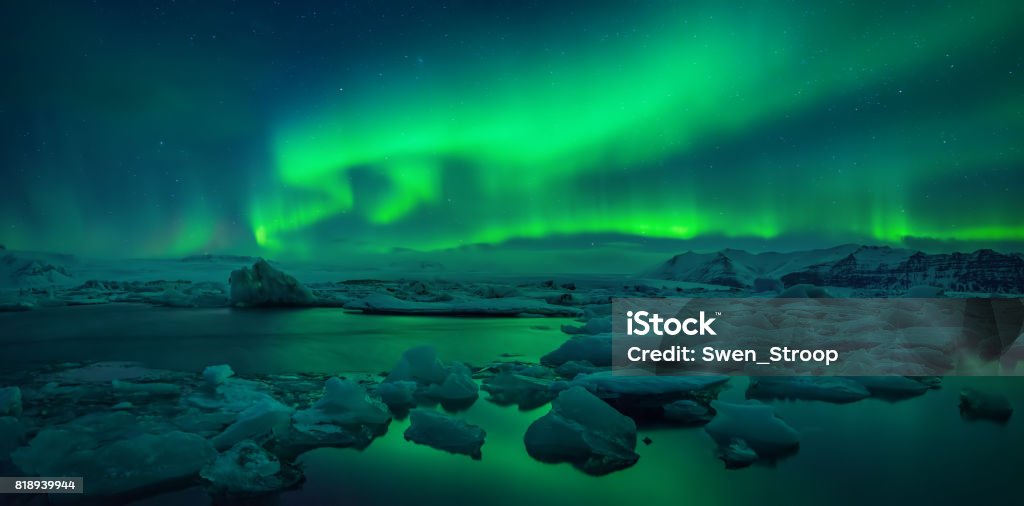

{"left": 2, "top": 305, "right": 1022, "bottom": 505}
{"left": 0, "top": 304, "right": 570, "bottom": 374}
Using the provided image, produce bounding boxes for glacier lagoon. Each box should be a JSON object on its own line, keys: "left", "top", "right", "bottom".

{"left": 1, "top": 303, "right": 1022, "bottom": 505}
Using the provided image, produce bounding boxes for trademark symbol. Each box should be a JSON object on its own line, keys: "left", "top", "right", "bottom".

{"left": 715, "top": 312, "right": 723, "bottom": 316}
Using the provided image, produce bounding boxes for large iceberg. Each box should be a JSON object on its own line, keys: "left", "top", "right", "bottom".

{"left": 229, "top": 259, "right": 316, "bottom": 307}
{"left": 403, "top": 409, "right": 486, "bottom": 459}
{"left": 523, "top": 386, "right": 638, "bottom": 475}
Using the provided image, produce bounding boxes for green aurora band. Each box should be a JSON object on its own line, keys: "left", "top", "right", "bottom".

{"left": 2, "top": 1, "right": 1022, "bottom": 258}
{"left": 251, "top": 2, "right": 1024, "bottom": 253}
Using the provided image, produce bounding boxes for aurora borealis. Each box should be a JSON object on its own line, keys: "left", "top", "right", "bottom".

{"left": 2, "top": 1, "right": 1022, "bottom": 259}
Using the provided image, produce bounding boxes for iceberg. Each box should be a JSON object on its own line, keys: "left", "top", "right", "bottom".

{"left": 13, "top": 430, "right": 216, "bottom": 496}
{"left": 481, "top": 371, "right": 556, "bottom": 410}
{"left": 541, "top": 336, "right": 613, "bottom": 367}
{"left": 704, "top": 401, "right": 799, "bottom": 459}
{"left": 959, "top": 388, "right": 1013, "bottom": 422}
{"left": 523, "top": 386, "right": 639, "bottom": 475}
{"left": 420, "top": 362, "right": 479, "bottom": 405}
{"left": 287, "top": 377, "right": 391, "bottom": 449}
{"left": 229, "top": 259, "right": 316, "bottom": 307}
{"left": 201, "top": 440, "right": 301, "bottom": 494}
{"left": 212, "top": 398, "right": 294, "bottom": 451}
{"left": 403, "top": 409, "right": 486, "bottom": 459}
{"left": 662, "top": 400, "right": 713, "bottom": 425}
{"left": 717, "top": 438, "right": 759, "bottom": 469}
{"left": 203, "top": 364, "right": 236, "bottom": 390}
{"left": 376, "top": 380, "right": 418, "bottom": 410}
{"left": 385, "top": 346, "right": 479, "bottom": 408}
{"left": 294, "top": 377, "right": 391, "bottom": 427}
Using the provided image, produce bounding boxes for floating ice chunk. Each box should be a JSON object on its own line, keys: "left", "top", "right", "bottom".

{"left": 185, "top": 377, "right": 274, "bottom": 413}
{"left": 295, "top": 377, "right": 391, "bottom": 427}
{"left": 482, "top": 372, "right": 555, "bottom": 410}
{"left": 285, "top": 378, "right": 391, "bottom": 449}
{"left": 562, "top": 316, "right": 612, "bottom": 336}
{"left": 716, "top": 438, "right": 759, "bottom": 469}
{"left": 421, "top": 362, "right": 479, "bottom": 404}
{"left": 555, "top": 360, "right": 600, "bottom": 379}
{"left": 203, "top": 364, "right": 236, "bottom": 390}
{"left": 747, "top": 377, "right": 870, "bottom": 403}
{"left": 387, "top": 346, "right": 449, "bottom": 385}
{"left": 376, "top": 381, "right": 418, "bottom": 410}
{"left": 959, "top": 388, "right": 1013, "bottom": 422}
{"left": 229, "top": 259, "right": 316, "bottom": 307}
{"left": 663, "top": 400, "right": 713, "bottom": 425}
{"left": 201, "top": 440, "right": 301, "bottom": 494}
{"left": 704, "top": 401, "right": 799, "bottom": 458}
{"left": 0, "top": 387, "right": 21, "bottom": 417}
{"left": 524, "top": 386, "right": 638, "bottom": 475}
{"left": 385, "top": 346, "right": 479, "bottom": 408}
{"left": 212, "top": 398, "right": 294, "bottom": 451}
{"left": 14, "top": 430, "right": 215, "bottom": 496}
{"left": 541, "top": 336, "right": 613, "bottom": 367}
{"left": 849, "top": 376, "right": 931, "bottom": 398}
{"left": 159, "top": 288, "right": 194, "bottom": 307}
{"left": 404, "top": 409, "right": 486, "bottom": 459}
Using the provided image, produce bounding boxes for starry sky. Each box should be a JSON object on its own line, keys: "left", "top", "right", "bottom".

{"left": 1, "top": 0, "right": 1022, "bottom": 260}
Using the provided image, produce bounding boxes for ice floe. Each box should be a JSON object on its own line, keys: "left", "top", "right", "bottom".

{"left": 201, "top": 440, "right": 301, "bottom": 494}
{"left": 704, "top": 401, "right": 799, "bottom": 466}
{"left": 404, "top": 408, "right": 486, "bottom": 459}
{"left": 384, "top": 346, "right": 479, "bottom": 409}
{"left": 288, "top": 377, "right": 391, "bottom": 449}
{"left": 959, "top": 388, "right": 1013, "bottom": 422}
{"left": 524, "top": 386, "right": 639, "bottom": 475}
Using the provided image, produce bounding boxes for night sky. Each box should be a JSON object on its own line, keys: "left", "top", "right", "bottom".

{"left": 2, "top": 0, "right": 1022, "bottom": 259}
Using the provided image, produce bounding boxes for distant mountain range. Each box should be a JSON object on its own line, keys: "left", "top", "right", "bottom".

{"left": 649, "top": 245, "right": 1024, "bottom": 294}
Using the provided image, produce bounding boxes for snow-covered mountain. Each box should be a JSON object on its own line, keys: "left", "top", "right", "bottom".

{"left": 649, "top": 245, "right": 1024, "bottom": 293}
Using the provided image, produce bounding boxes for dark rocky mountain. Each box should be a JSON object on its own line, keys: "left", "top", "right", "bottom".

{"left": 783, "top": 248, "right": 1024, "bottom": 293}
{"left": 650, "top": 245, "right": 1024, "bottom": 294}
